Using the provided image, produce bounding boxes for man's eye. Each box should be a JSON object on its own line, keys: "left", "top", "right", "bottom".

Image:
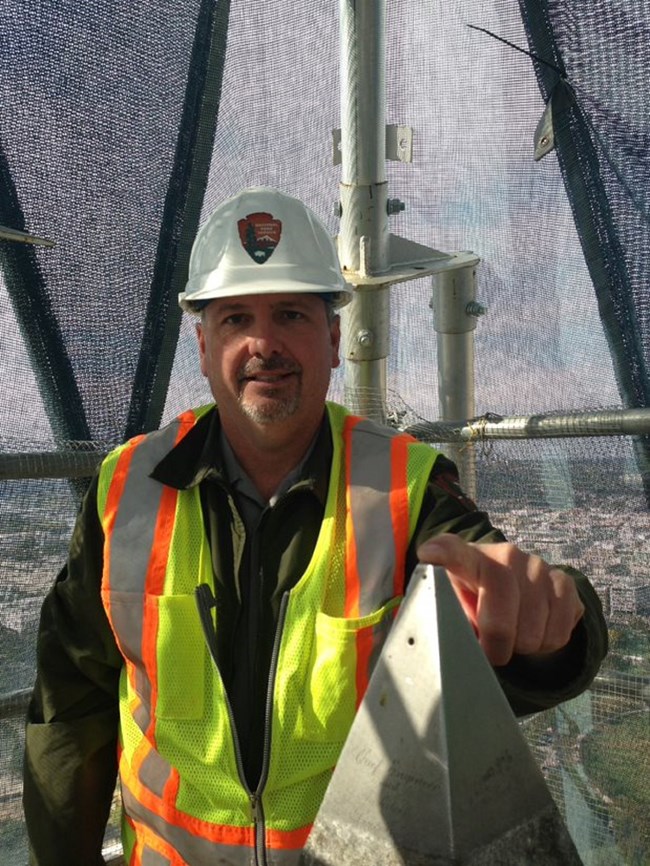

{"left": 282, "top": 310, "right": 304, "bottom": 321}
{"left": 223, "top": 314, "right": 246, "bottom": 326}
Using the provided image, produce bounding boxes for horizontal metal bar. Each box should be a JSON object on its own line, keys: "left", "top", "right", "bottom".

{"left": 0, "top": 687, "right": 32, "bottom": 717}
{"left": 0, "top": 450, "right": 106, "bottom": 480}
{"left": 2, "top": 408, "right": 650, "bottom": 481}
{"left": 405, "top": 408, "right": 650, "bottom": 443}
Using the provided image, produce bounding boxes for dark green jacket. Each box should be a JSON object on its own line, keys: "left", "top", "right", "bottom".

{"left": 23, "top": 406, "right": 608, "bottom": 866}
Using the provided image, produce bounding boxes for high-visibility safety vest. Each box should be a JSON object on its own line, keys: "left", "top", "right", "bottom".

{"left": 98, "top": 402, "right": 440, "bottom": 866}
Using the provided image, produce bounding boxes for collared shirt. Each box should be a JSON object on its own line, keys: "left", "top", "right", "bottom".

{"left": 219, "top": 426, "right": 318, "bottom": 523}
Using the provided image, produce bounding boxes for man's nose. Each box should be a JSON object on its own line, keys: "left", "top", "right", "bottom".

{"left": 247, "top": 322, "right": 284, "bottom": 358}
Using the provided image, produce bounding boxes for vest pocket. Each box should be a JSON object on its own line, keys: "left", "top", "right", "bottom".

{"left": 301, "top": 596, "right": 402, "bottom": 742}
{"left": 153, "top": 593, "right": 205, "bottom": 720}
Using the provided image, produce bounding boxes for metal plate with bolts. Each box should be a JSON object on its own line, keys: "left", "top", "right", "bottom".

{"left": 332, "top": 125, "right": 413, "bottom": 166}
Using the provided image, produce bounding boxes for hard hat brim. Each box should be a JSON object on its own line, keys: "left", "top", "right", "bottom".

{"left": 179, "top": 262, "right": 352, "bottom": 313}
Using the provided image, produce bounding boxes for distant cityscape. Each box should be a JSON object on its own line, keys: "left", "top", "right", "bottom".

{"left": 473, "top": 456, "right": 650, "bottom": 632}
{"left": 489, "top": 504, "right": 650, "bottom": 621}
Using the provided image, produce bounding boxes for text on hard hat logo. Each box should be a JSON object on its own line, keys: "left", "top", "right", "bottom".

{"left": 238, "top": 212, "right": 282, "bottom": 264}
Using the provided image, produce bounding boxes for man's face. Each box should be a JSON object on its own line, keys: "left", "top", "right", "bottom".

{"left": 196, "top": 292, "right": 341, "bottom": 437}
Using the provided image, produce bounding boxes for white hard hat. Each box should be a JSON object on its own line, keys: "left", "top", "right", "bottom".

{"left": 179, "top": 187, "right": 352, "bottom": 313}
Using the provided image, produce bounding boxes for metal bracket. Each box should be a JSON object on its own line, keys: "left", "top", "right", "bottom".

{"left": 338, "top": 236, "right": 478, "bottom": 287}
{"left": 332, "top": 125, "right": 413, "bottom": 166}
{"left": 385, "top": 124, "right": 413, "bottom": 162}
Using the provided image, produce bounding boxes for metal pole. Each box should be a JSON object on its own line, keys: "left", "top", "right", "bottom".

{"left": 339, "top": 0, "right": 390, "bottom": 422}
{"left": 431, "top": 263, "right": 481, "bottom": 496}
{"left": 0, "top": 687, "right": 32, "bottom": 717}
{"left": 405, "top": 407, "right": 650, "bottom": 443}
{"left": 0, "top": 449, "right": 106, "bottom": 479}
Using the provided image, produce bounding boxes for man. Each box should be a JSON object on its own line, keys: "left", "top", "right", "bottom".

{"left": 23, "top": 187, "right": 607, "bottom": 866}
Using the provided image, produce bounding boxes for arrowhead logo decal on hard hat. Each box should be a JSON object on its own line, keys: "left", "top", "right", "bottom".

{"left": 237, "top": 212, "right": 282, "bottom": 264}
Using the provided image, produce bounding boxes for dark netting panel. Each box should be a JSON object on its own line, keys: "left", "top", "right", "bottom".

{"left": 0, "top": 0, "right": 648, "bottom": 863}
{"left": 521, "top": 0, "right": 650, "bottom": 414}
{"left": 381, "top": 0, "right": 622, "bottom": 419}
{"left": 0, "top": 0, "right": 203, "bottom": 444}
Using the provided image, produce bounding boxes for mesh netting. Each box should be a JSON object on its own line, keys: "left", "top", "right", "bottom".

{"left": 1, "top": 0, "right": 649, "bottom": 863}
{"left": 477, "top": 435, "right": 650, "bottom": 863}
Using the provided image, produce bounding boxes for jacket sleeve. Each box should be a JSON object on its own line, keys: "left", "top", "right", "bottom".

{"left": 23, "top": 474, "right": 122, "bottom": 866}
{"left": 407, "top": 455, "right": 608, "bottom": 716}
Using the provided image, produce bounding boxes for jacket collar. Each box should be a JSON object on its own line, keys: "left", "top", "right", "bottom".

{"left": 150, "top": 405, "right": 332, "bottom": 506}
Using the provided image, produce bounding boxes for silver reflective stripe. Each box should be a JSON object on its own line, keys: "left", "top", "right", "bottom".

{"left": 133, "top": 701, "right": 149, "bottom": 733}
{"left": 139, "top": 748, "right": 173, "bottom": 798}
{"left": 348, "top": 419, "right": 399, "bottom": 614}
{"left": 267, "top": 849, "right": 303, "bottom": 866}
{"left": 110, "top": 420, "right": 183, "bottom": 592}
{"left": 107, "top": 419, "right": 183, "bottom": 731}
{"left": 368, "top": 608, "right": 395, "bottom": 673}
{"left": 122, "top": 785, "right": 255, "bottom": 866}
{"left": 142, "top": 848, "right": 171, "bottom": 866}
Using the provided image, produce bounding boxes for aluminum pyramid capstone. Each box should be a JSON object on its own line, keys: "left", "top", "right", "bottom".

{"left": 300, "top": 564, "right": 583, "bottom": 866}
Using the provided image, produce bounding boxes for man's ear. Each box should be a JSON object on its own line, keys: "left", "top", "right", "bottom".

{"left": 330, "top": 316, "right": 341, "bottom": 369}
{"left": 196, "top": 322, "right": 208, "bottom": 377}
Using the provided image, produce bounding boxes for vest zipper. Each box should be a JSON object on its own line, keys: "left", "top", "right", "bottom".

{"left": 195, "top": 583, "right": 291, "bottom": 866}
{"left": 249, "top": 790, "right": 264, "bottom": 866}
{"left": 196, "top": 584, "right": 259, "bottom": 843}
{"left": 252, "top": 589, "right": 290, "bottom": 866}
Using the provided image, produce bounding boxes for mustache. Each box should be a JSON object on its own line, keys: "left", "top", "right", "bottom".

{"left": 238, "top": 357, "right": 301, "bottom": 379}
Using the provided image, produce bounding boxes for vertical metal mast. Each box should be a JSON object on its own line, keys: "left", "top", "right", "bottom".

{"left": 338, "top": 0, "right": 390, "bottom": 422}
{"left": 432, "top": 268, "right": 485, "bottom": 497}
{"left": 335, "top": 0, "right": 482, "bottom": 444}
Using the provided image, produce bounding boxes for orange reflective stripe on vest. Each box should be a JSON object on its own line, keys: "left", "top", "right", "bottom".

{"left": 343, "top": 414, "right": 417, "bottom": 703}
{"left": 102, "top": 411, "right": 195, "bottom": 741}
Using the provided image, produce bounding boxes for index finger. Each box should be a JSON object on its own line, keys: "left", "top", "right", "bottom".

{"left": 417, "top": 534, "right": 521, "bottom": 665}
